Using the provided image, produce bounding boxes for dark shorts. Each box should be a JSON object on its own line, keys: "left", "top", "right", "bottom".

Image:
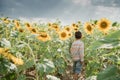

{"left": 73, "top": 60, "right": 82, "bottom": 74}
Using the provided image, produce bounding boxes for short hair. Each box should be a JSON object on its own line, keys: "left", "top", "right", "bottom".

{"left": 75, "top": 31, "right": 82, "bottom": 39}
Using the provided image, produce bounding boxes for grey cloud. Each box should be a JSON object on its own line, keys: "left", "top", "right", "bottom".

{"left": 92, "top": 0, "right": 120, "bottom": 7}
{"left": 0, "top": 0, "right": 71, "bottom": 18}
{"left": 0, "top": 0, "right": 120, "bottom": 22}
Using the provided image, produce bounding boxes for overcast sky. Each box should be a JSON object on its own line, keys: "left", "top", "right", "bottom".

{"left": 0, "top": 0, "right": 120, "bottom": 24}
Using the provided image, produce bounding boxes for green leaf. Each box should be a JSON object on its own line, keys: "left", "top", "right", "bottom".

{"left": 16, "top": 74, "right": 26, "bottom": 80}
{"left": 112, "top": 22, "right": 117, "bottom": 27}
{"left": 104, "top": 30, "right": 120, "bottom": 39}
{"left": 36, "top": 63, "right": 44, "bottom": 76}
{"left": 0, "top": 58, "right": 10, "bottom": 74}
{"left": 10, "top": 31, "right": 18, "bottom": 37}
{"left": 16, "top": 42, "right": 26, "bottom": 49}
{"left": 97, "top": 65, "right": 118, "bottom": 80}
{"left": 1, "top": 38, "right": 11, "bottom": 48}
{"left": 36, "top": 59, "right": 55, "bottom": 75}
{"left": 2, "top": 72, "right": 16, "bottom": 80}
{"left": 89, "top": 30, "right": 120, "bottom": 50}
{"left": 46, "top": 75, "right": 60, "bottom": 80}
{"left": 86, "top": 76, "right": 97, "bottom": 80}
{"left": 117, "top": 60, "right": 120, "bottom": 65}
{"left": 18, "top": 59, "right": 34, "bottom": 72}
{"left": 44, "top": 59, "right": 55, "bottom": 68}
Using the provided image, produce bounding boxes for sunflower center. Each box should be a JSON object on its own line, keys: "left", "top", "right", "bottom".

{"left": 72, "top": 23, "right": 76, "bottom": 27}
{"left": 68, "top": 33, "right": 71, "bottom": 36}
{"left": 53, "top": 25, "right": 58, "bottom": 28}
{"left": 32, "top": 29, "right": 36, "bottom": 32}
{"left": 26, "top": 23, "right": 30, "bottom": 27}
{"left": 16, "top": 22, "right": 19, "bottom": 26}
{"left": 61, "top": 32, "right": 66, "bottom": 38}
{"left": 48, "top": 23, "right": 51, "bottom": 26}
{"left": 87, "top": 25, "right": 92, "bottom": 31}
{"left": 40, "top": 34, "right": 47, "bottom": 38}
{"left": 66, "top": 28, "right": 70, "bottom": 31}
{"left": 76, "top": 25, "right": 78, "bottom": 28}
{"left": 101, "top": 22, "right": 107, "bottom": 28}
{"left": 19, "top": 29, "right": 24, "bottom": 32}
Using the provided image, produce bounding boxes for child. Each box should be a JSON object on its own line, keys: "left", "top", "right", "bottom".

{"left": 70, "top": 31, "right": 84, "bottom": 80}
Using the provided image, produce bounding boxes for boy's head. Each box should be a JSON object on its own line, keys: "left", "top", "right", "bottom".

{"left": 75, "top": 31, "right": 82, "bottom": 39}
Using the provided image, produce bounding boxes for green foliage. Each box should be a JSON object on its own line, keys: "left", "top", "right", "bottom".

{"left": 17, "top": 59, "right": 34, "bottom": 73}
{"left": 16, "top": 74, "right": 26, "bottom": 80}
{"left": 112, "top": 22, "right": 117, "bottom": 27}
{"left": 97, "top": 65, "right": 119, "bottom": 80}
{"left": 53, "top": 57, "right": 67, "bottom": 74}
{"left": 46, "top": 75, "right": 60, "bottom": 80}
{"left": 1, "top": 38, "right": 11, "bottom": 48}
{"left": 89, "top": 30, "right": 120, "bottom": 50}
{"left": 36, "top": 59, "right": 55, "bottom": 78}
{"left": 1, "top": 72, "right": 16, "bottom": 80}
{"left": 86, "top": 30, "right": 120, "bottom": 79}
{"left": 0, "top": 58, "right": 16, "bottom": 79}
{"left": 0, "top": 58, "right": 10, "bottom": 74}
{"left": 0, "top": 17, "right": 120, "bottom": 80}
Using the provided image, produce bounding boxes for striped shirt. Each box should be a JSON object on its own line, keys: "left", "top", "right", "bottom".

{"left": 70, "top": 40, "right": 84, "bottom": 61}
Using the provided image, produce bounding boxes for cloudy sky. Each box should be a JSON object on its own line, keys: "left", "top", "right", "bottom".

{"left": 0, "top": 0, "right": 120, "bottom": 24}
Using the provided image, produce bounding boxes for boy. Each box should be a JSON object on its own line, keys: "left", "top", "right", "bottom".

{"left": 70, "top": 31, "right": 84, "bottom": 80}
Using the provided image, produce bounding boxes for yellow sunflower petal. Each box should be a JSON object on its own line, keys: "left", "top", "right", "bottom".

{"left": 64, "top": 26, "right": 72, "bottom": 32}
{"left": 84, "top": 22, "right": 93, "bottom": 34}
{"left": 37, "top": 32, "right": 51, "bottom": 42}
{"left": 11, "top": 56, "right": 24, "bottom": 65}
{"left": 97, "top": 18, "right": 111, "bottom": 33}
{"left": 59, "top": 30, "right": 69, "bottom": 40}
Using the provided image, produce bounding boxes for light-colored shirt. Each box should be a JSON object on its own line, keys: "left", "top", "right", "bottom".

{"left": 70, "top": 40, "right": 84, "bottom": 61}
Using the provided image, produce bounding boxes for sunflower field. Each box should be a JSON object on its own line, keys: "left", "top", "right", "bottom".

{"left": 0, "top": 17, "right": 120, "bottom": 80}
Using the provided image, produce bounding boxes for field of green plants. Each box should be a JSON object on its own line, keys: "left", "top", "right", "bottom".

{"left": 0, "top": 17, "right": 120, "bottom": 80}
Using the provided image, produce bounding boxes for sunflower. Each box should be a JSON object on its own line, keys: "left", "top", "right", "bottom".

{"left": 0, "top": 48, "right": 9, "bottom": 54}
{"left": 68, "top": 32, "right": 73, "bottom": 38}
{"left": 10, "top": 55, "right": 24, "bottom": 65}
{"left": 47, "top": 22, "right": 52, "bottom": 26}
{"left": 4, "top": 20, "right": 10, "bottom": 24}
{"left": 59, "top": 30, "right": 69, "bottom": 40}
{"left": 0, "top": 48, "right": 24, "bottom": 65}
{"left": 19, "top": 28, "right": 24, "bottom": 33}
{"left": 97, "top": 18, "right": 111, "bottom": 33}
{"left": 37, "top": 32, "right": 51, "bottom": 42}
{"left": 72, "top": 23, "right": 76, "bottom": 27}
{"left": 0, "top": 48, "right": 4, "bottom": 53}
{"left": 84, "top": 22, "right": 93, "bottom": 34}
{"left": 16, "top": 22, "right": 19, "bottom": 26}
{"left": 73, "top": 27, "right": 79, "bottom": 32}
{"left": 75, "top": 24, "right": 79, "bottom": 28}
{"left": 25, "top": 23, "right": 31, "bottom": 27}
{"left": 30, "top": 28, "right": 38, "bottom": 34}
{"left": 64, "top": 26, "right": 72, "bottom": 32}
{"left": 15, "top": 21, "right": 21, "bottom": 29}
{"left": 1, "top": 18, "right": 9, "bottom": 24}
{"left": 71, "top": 23, "right": 79, "bottom": 32}
{"left": 51, "top": 23, "right": 60, "bottom": 31}
{"left": 1, "top": 17, "right": 7, "bottom": 21}
{"left": 25, "top": 22, "right": 32, "bottom": 30}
